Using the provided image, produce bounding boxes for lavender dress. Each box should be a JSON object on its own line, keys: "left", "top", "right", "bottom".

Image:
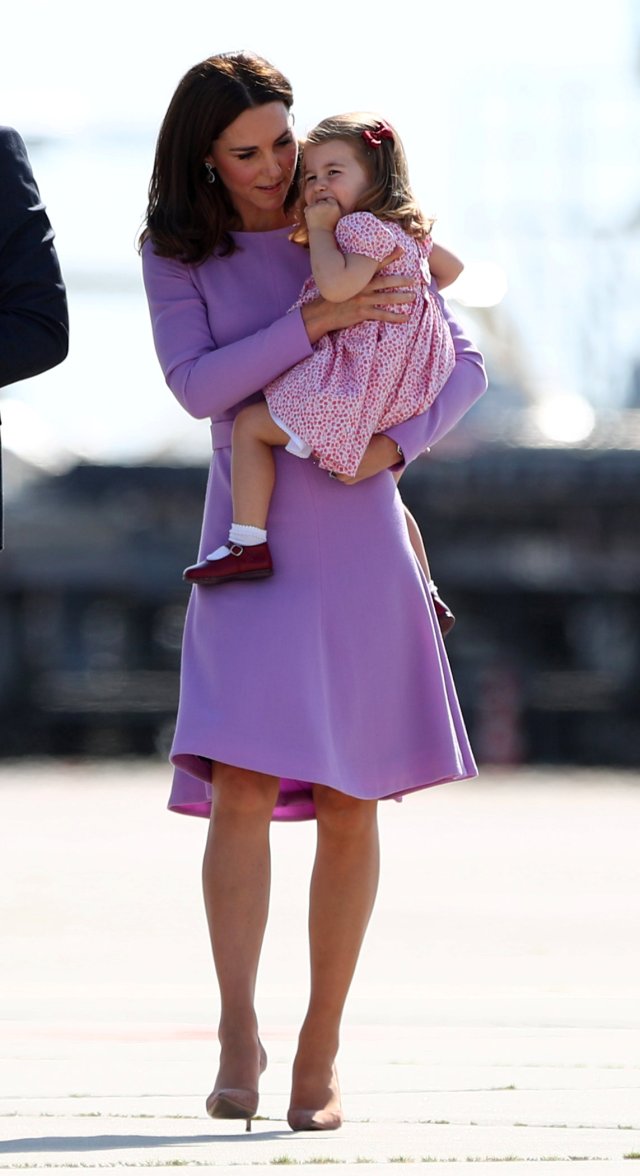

{"left": 142, "top": 226, "right": 487, "bottom": 821}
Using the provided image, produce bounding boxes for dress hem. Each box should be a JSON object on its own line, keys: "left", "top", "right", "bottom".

{"left": 169, "top": 742, "right": 477, "bottom": 822}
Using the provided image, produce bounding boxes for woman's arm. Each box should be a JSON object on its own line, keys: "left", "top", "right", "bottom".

{"left": 335, "top": 286, "right": 487, "bottom": 482}
{"left": 142, "top": 243, "right": 417, "bottom": 420}
{"left": 387, "top": 288, "right": 487, "bottom": 462}
{"left": 142, "top": 245, "right": 316, "bottom": 420}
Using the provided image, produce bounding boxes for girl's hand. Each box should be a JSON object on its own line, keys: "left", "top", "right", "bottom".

{"left": 305, "top": 197, "right": 341, "bottom": 232}
{"left": 330, "top": 434, "right": 402, "bottom": 484}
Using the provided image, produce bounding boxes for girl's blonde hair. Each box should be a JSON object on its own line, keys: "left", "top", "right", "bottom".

{"left": 291, "top": 111, "right": 433, "bottom": 247}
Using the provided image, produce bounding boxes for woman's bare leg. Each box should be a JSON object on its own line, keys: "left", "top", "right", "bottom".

{"left": 232, "top": 403, "right": 291, "bottom": 530}
{"left": 288, "top": 787, "right": 380, "bottom": 1129}
{"left": 203, "top": 761, "right": 280, "bottom": 1098}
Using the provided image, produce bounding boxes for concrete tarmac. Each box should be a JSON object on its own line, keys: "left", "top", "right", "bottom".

{"left": 1, "top": 761, "right": 639, "bottom": 1174}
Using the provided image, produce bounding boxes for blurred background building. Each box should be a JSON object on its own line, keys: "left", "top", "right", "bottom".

{"left": 1, "top": 0, "right": 639, "bottom": 766}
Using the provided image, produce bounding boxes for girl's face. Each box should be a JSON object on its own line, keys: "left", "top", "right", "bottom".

{"left": 207, "top": 102, "right": 297, "bottom": 231}
{"left": 303, "top": 139, "right": 371, "bottom": 217}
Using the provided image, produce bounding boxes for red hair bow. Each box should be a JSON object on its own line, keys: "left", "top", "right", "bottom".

{"left": 362, "top": 120, "right": 394, "bottom": 149}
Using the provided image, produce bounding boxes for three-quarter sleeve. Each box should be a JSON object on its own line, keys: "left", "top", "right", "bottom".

{"left": 386, "top": 286, "right": 487, "bottom": 464}
{"left": 142, "top": 244, "right": 314, "bottom": 420}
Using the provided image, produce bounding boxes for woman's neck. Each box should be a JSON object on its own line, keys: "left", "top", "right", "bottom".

{"left": 236, "top": 208, "right": 296, "bottom": 233}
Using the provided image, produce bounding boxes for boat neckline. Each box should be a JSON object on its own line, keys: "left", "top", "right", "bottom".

{"left": 231, "top": 225, "right": 294, "bottom": 238}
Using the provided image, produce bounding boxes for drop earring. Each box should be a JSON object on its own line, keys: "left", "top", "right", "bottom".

{"left": 205, "top": 161, "right": 216, "bottom": 184}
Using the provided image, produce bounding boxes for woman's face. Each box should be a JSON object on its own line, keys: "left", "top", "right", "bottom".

{"left": 207, "top": 102, "right": 297, "bottom": 231}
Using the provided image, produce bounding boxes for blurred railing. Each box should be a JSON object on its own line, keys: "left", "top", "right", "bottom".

{"left": 1, "top": 439, "right": 638, "bottom": 766}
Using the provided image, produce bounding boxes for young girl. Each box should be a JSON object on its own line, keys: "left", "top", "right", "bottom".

{"left": 184, "top": 112, "right": 461, "bottom": 632}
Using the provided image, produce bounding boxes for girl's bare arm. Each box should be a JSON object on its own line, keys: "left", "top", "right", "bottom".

{"left": 300, "top": 246, "right": 415, "bottom": 343}
{"left": 306, "top": 198, "right": 379, "bottom": 302}
{"left": 429, "top": 243, "right": 463, "bottom": 290}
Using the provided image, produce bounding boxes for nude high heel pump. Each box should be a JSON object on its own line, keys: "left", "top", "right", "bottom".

{"left": 206, "top": 1041, "right": 267, "bottom": 1132}
{"left": 287, "top": 1064, "right": 343, "bottom": 1132}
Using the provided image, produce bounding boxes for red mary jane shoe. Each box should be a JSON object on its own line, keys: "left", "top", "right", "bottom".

{"left": 430, "top": 583, "right": 456, "bottom": 637}
{"left": 183, "top": 542, "right": 273, "bottom": 586}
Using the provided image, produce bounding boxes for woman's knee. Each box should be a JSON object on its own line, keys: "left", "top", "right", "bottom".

{"left": 211, "top": 761, "right": 279, "bottom": 821}
{"left": 313, "top": 785, "right": 378, "bottom": 837}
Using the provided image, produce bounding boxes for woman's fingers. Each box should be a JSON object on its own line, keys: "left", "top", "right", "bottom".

{"left": 374, "top": 245, "right": 404, "bottom": 270}
{"left": 373, "top": 308, "right": 411, "bottom": 322}
{"left": 361, "top": 273, "right": 417, "bottom": 318}
{"left": 331, "top": 435, "right": 400, "bottom": 484}
{"left": 364, "top": 289, "right": 415, "bottom": 304}
{"left": 362, "top": 286, "right": 415, "bottom": 322}
{"left": 364, "top": 273, "right": 416, "bottom": 292}
{"left": 301, "top": 274, "right": 417, "bottom": 336}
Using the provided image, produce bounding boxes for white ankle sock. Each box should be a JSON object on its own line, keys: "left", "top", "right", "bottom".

{"left": 229, "top": 524, "right": 267, "bottom": 547}
{"left": 206, "top": 523, "right": 267, "bottom": 561}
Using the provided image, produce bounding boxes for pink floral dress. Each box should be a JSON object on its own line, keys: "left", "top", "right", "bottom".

{"left": 264, "top": 212, "right": 455, "bottom": 477}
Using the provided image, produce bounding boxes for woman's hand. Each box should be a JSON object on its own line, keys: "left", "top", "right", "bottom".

{"left": 301, "top": 247, "right": 416, "bottom": 344}
{"left": 329, "top": 434, "right": 402, "bottom": 484}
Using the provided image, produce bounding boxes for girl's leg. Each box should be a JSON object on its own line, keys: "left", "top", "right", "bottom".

{"left": 395, "top": 482, "right": 455, "bottom": 635}
{"left": 231, "top": 402, "right": 291, "bottom": 531}
{"left": 288, "top": 787, "right": 380, "bottom": 1130}
{"left": 402, "top": 503, "right": 432, "bottom": 580}
{"left": 392, "top": 469, "right": 432, "bottom": 579}
{"left": 186, "top": 403, "right": 291, "bottom": 578}
{"left": 203, "top": 761, "right": 280, "bottom": 1100}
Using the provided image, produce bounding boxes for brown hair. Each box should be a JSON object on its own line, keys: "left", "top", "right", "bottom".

{"left": 291, "top": 112, "right": 432, "bottom": 247}
{"left": 140, "top": 51, "right": 299, "bottom": 262}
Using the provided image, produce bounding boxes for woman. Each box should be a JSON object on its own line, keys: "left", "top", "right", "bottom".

{"left": 141, "top": 51, "right": 486, "bottom": 1133}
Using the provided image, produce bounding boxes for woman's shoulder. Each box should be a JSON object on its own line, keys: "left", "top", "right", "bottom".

{"left": 141, "top": 238, "right": 208, "bottom": 307}
{"left": 141, "top": 235, "right": 233, "bottom": 288}
{"left": 141, "top": 236, "right": 189, "bottom": 273}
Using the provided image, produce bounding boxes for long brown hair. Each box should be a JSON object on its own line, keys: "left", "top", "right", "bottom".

{"left": 140, "top": 51, "right": 299, "bottom": 262}
{"left": 291, "top": 112, "right": 432, "bottom": 247}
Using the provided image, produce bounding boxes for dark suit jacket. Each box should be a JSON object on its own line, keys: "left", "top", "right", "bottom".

{"left": 0, "top": 126, "right": 69, "bottom": 547}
